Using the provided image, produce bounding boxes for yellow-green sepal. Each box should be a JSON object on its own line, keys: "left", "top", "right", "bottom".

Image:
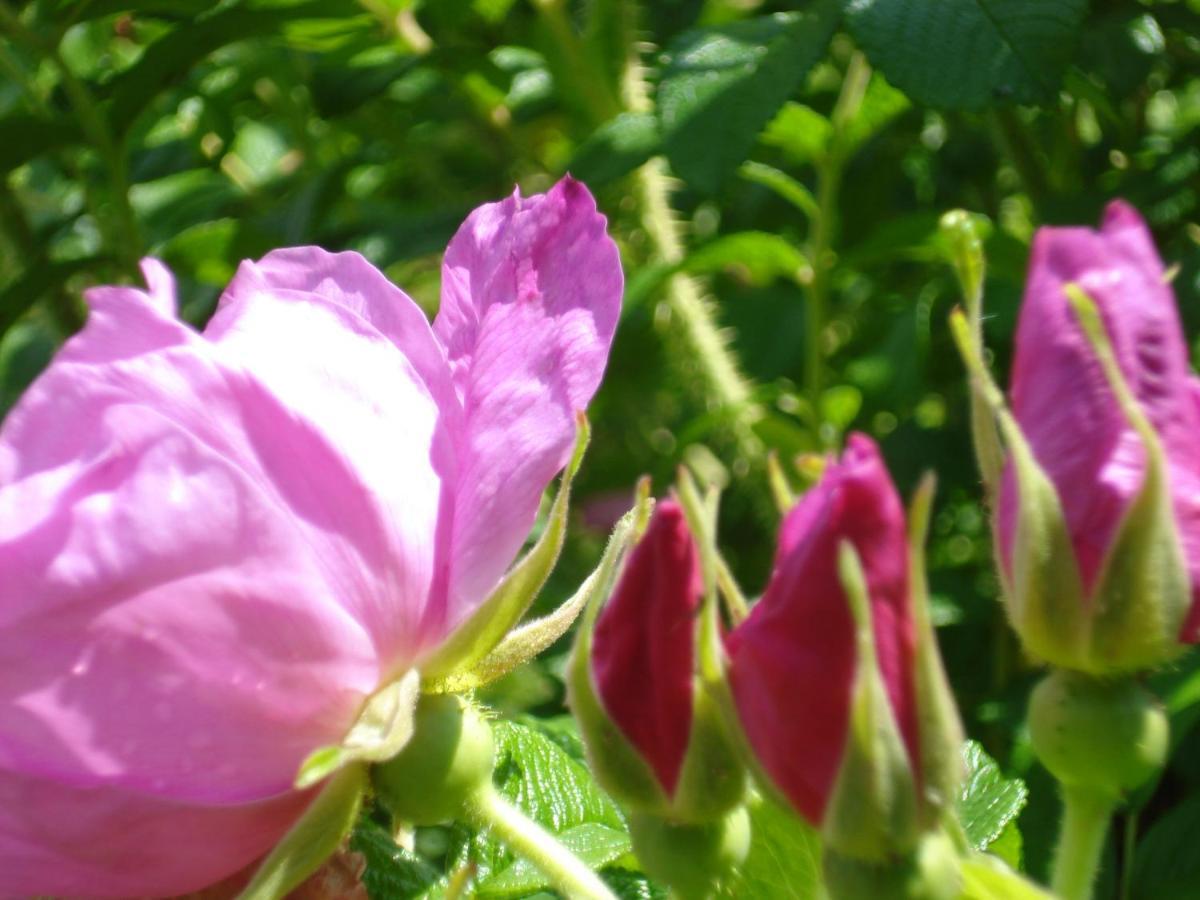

{"left": 566, "top": 487, "right": 671, "bottom": 813}
{"left": 421, "top": 415, "right": 590, "bottom": 686}
{"left": 949, "top": 309, "right": 1090, "bottom": 670}
{"left": 822, "top": 542, "right": 921, "bottom": 861}
{"left": 940, "top": 209, "right": 1003, "bottom": 495}
{"left": 236, "top": 764, "right": 367, "bottom": 900}
{"left": 294, "top": 669, "right": 421, "bottom": 789}
{"left": 907, "top": 474, "right": 965, "bottom": 823}
{"left": 960, "top": 852, "right": 1055, "bottom": 899}
{"left": 1065, "top": 286, "right": 1189, "bottom": 672}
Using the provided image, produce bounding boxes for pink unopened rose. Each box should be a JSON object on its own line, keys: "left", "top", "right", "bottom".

{"left": 591, "top": 500, "right": 703, "bottom": 796}
{"left": 997, "top": 200, "right": 1200, "bottom": 650}
{"left": 726, "top": 434, "right": 918, "bottom": 825}
{"left": 0, "top": 177, "right": 621, "bottom": 897}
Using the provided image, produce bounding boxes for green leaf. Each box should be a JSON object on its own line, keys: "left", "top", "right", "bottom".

{"left": 103, "top": 2, "right": 359, "bottom": 136}
{"left": 350, "top": 814, "right": 443, "bottom": 900}
{"left": 237, "top": 764, "right": 367, "bottom": 900}
{"left": 957, "top": 741, "right": 1028, "bottom": 854}
{"left": 844, "top": 0, "right": 1088, "bottom": 110}
{"left": 717, "top": 792, "right": 821, "bottom": 899}
{"left": 476, "top": 823, "right": 632, "bottom": 898}
{"left": 0, "top": 318, "right": 60, "bottom": 415}
{"left": 761, "top": 102, "right": 832, "bottom": 167}
{"left": 682, "top": 231, "right": 810, "bottom": 287}
{"left": 657, "top": 4, "right": 839, "bottom": 193}
{"left": 570, "top": 112, "right": 661, "bottom": 187}
{"left": 1131, "top": 789, "right": 1200, "bottom": 899}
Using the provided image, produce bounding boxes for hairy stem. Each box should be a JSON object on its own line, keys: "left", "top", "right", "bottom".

{"left": 465, "top": 785, "right": 617, "bottom": 900}
{"left": 1051, "top": 787, "right": 1113, "bottom": 900}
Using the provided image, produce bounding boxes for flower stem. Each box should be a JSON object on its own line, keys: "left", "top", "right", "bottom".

{"left": 805, "top": 52, "right": 870, "bottom": 435}
{"left": 1051, "top": 787, "right": 1114, "bottom": 900}
{"left": 465, "top": 784, "right": 617, "bottom": 900}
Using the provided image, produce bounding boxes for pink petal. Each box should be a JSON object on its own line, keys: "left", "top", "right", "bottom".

{"left": 212, "top": 247, "right": 457, "bottom": 662}
{"left": 430, "top": 177, "right": 622, "bottom": 634}
{"left": 726, "top": 434, "right": 917, "bottom": 824}
{"left": 999, "top": 201, "right": 1200, "bottom": 606}
{"left": 592, "top": 501, "right": 701, "bottom": 795}
{"left": 0, "top": 768, "right": 309, "bottom": 898}
{"left": 0, "top": 271, "right": 401, "bottom": 804}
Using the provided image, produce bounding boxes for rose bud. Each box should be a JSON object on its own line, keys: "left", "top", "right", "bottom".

{"left": 726, "top": 435, "right": 963, "bottom": 897}
{"left": 0, "top": 178, "right": 621, "bottom": 898}
{"left": 955, "top": 200, "right": 1199, "bottom": 674}
{"left": 569, "top": 499, "right": 749, "bottom": 895}
{"left": 569, "top": 500, "right": 744, "bottom": 822}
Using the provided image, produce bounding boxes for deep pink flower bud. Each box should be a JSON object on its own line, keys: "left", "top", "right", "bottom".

{"left": 995, "top": 200, "right": 1200, "bottom": 667}
{"left": 726, "top": 434, "right": 919, "bottom": 826}
{"left": 571, "top": 498, "right": 744, "bottom": 823}
{"left": 0, "top": 177, "right": 621, "bottom": 897}
{"left": 592, "top": 500, "right": 703, "bottom": 796}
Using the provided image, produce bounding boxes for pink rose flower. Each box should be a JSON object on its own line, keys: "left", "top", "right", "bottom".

{"left": 726, "top": 434, "right": 918, "bottom": 825}
{"left": 0, "top": 177, "right": 621, "bottom": 897}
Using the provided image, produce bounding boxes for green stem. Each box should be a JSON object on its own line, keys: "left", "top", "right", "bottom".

{"left": 991, "top": 108, "right": 1049, "bottom": 218}
{"left": 635, "top": 158, "right": 764, "bottom": 464}
{"left": 1119, "top": 810, "right": 1137, "bottom": 900}
{"left": 805, "top": 52, "right": 870, "bottom": 433}
{"left": 465, "top": 785, "right": 618, "bottom": 900}
{"left": 1051, "top": 787, "right": 1114, "bottom": 900}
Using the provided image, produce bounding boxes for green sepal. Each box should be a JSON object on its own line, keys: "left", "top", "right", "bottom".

{"left": 1064, "top": 286, "right": 1189, "bottom": 672}
{"left": 959, "top": 852, "right": 1055, "bottom": 899}
{"left": 941, "top": 210, "right": 1003, "bottom": 496}
{"left": 421, "top": 415, "right": 590, "bottom": 684}
{"left": 949, "top": 309, "right": 1090, "bottom": 670}
{"left": 669, "top": 466, "right": 748, "bottom": 821}
{"left": 567, "top": 487, "right": 671, "bottom": 813}
{"left": 294, "top": 669, "right": 421, "bottom": 789}
{"left": 628, "top": 805, "right": 751, "bottom": 900}
{"left": 823, "top": 829, "right": 962, "bottom": 900}
{"left": 907, "top": 474, "right": 965, "bottom": 823}
{"left": 669, "top": 680, "right": 747, "bottom": 822}
{"left": 236, "top": 764, "right": 366, "bottom": 900}
{"left": 823, "top": 542, "right": 920, "bottom": 861}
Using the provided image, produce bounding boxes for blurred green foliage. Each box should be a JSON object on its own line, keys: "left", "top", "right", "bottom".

{"left": 3, "top": 0, "right": 1200, "bottom": 896}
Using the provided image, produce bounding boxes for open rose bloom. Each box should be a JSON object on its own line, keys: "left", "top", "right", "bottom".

{"left": 0, "top": 178, "right": 621, "bottom": 897}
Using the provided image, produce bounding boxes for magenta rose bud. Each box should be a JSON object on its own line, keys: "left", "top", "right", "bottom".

{"left": 727, "top": 434, "right": 963, "bottom": 889}
{"left": 0, "top": 177, "right": 622, "bottom": 898}
{"left": 593, "top": 500, "right": 702, "bottom": 796}
{"left": 992, "top": 200, "right": 1200, "bottom": 672}
{"left": 569, "top": 500, "right": 744, "bottom": 822}
{"left": 727, "top": 434, "right": 920, "bottom": 829}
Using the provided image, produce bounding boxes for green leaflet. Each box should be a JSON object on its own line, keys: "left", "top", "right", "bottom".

{"left": 845, "top": 0, "right": 1088, "bottom": 110}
